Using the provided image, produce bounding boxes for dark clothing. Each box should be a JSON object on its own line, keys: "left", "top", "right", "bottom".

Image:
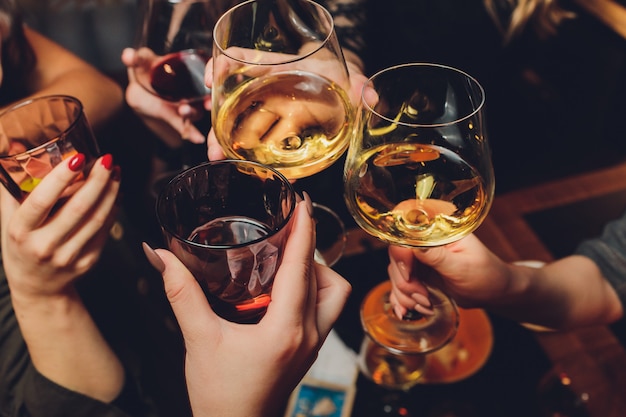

{"left": 576, "top": 211, "right": 626, "bottom": 311}
{"left": 0, "top": 212, "right": 192, "bottom": 417}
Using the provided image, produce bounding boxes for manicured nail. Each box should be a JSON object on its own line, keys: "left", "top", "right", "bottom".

{"left": 68, "top": 153, "right": 85, "bottom": 172}
{"left": 414, "top": 303, "right": 435, "bottom": 316}
{"left": 302, "top": 192, "right": 314, "bottom": 217}
{"left": 100, "top": 153, "right": 113, "bottom": 170}
{"left": 142, "top": 242, "right": 165, "bottom": 273}
{"left": 393, "top": 304, "right": 405, "bottom": 320}
{"left": 411, "top": 292, "right": 431, "bottom": 307}
{"left": 396, "top": 261, "right": 410, "bottom": 282}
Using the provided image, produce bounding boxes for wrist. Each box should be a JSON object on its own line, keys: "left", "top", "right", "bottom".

{"left": 11, "top": 286, "right": 83, "bottom": 329}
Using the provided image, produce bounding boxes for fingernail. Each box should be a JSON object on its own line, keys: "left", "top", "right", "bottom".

{"left": 100, "top": 153, "right": 113, "bottom": 170}
{"left": 411, "top": 292, "right": 431, "bottom": 307}
{"left": 414, "top": 303, "right": 435, "bottom": 316}
{"left": 68, "top": 153, "right": 85, "bottom": 172}
{"left": 397, "top": 261, "right": 410, "bottom": 282}
{"left": 142, "top": 242, "right": 165, "bottom": 273}
{"left": 393, "top": 304, "right": 405, "bottom": 320}
{"left": 302, "top": 191, "right": 314, "bottom": 217}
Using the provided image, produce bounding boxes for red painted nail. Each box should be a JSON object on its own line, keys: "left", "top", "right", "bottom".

{"left": 68, "top": 153, "right": 85, "bottom": 172}
{"left": 100, "top": 154, "right": 113, "bottom": 170}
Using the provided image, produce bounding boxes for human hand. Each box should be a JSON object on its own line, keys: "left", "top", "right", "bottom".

{"left": 122, "top": 47, "right": 207, "bottom": 146}
{"left": 143, "top": 195, "right": 351, "bottom": 417}
{"left": 387, "top": 234, "right": 511, "bottom": 319}
{"left": 1, "top": 153, "right": 121, "bottom": 301}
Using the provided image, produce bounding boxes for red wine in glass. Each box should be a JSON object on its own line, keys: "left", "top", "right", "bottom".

{"left": 149, "top": 49, "right": 211, "bottom": 103}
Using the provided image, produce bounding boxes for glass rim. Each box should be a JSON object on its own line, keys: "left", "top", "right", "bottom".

{"left": 0, "top": 94, "right": 84, "bottom": 160}
{"left": 213, "top": 0, "right": 336, "bottom": 66}
{"left": 156, "top": 159, "right": 298, "bottom": 250}
{"left": 361, "top": 62, "right": 486, "bottom": 129}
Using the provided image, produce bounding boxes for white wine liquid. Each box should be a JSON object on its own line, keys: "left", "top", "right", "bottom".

{"left": 214, "top": 71, "right": 353, "bottom": 179}
{"left": 344, "top": 143, "right": 491, "bottom": 247}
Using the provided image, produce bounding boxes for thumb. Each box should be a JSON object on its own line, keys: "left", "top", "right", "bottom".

{"left": 142, "top": 243, "right": 218, "bottom": 343}
{"left": 410, "top": 246, "right": 450, "bottom": 269}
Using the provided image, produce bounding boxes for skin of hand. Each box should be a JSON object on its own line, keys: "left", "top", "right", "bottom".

{"left": 144, "top": 196, "right": 352, "bottom": 417}
{"left": 17, "top": 27, "right": 123, "bottom": 130}
{"left": 121, "top": 47, "right": 207, "bottom": 147}
{"left": 387, "top": 234, "right": 624, "bottom": 330}
{"left": 1, "top": 154, "right": 125, "bottom": 402}
{"left": 204, "top": 47, "right": 368, "bottom": 161}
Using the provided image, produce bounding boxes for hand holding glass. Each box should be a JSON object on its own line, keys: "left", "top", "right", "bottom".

{"left": 156, "top": 160, "right": 297, "bottom": 324}
{"left": 344, "top": 63, "right": 496, "bottom": 354}
{"left": 0, "top": 95, "right": 100, "bottom": 202}
{"left": 132, "top": 0, "right": 214, "bottom": 126}
{"left": 132, "top": 0, "right": 218, "bottom": 183}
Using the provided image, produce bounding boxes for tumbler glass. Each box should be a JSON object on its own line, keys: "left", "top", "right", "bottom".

{"left": 0, "top": 95, "right": 100, "bottom": 202}
{"left": 156, "top": 160, "right": 297, "bottom": 323}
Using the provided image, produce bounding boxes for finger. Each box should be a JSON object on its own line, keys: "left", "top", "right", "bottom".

{"left": 14, "top": 154, "right": 86, "bottom": 231}
{"left": 349, "top": 72, "right": 369, "bottom": 107}
{"left": 177, "top": 104, "right": 205, "bottom": 144}
{"left": 310, "top": 262, "right": 351, "bottom": 337}
{"left": 71, "top": 203, "right": 120, "bottom": 275}
{"left": 409, "top": 245, "right": 455, "bottom": 280}
{"left": 204, "top": 57, "right": 215, "bottom": 90}
{"left": 207, "top": 129, "right": 226, "bottom": 161}
{"left": 388, "top": 291, "right": 408, "bottom": 319}
{"left": 388, "top": 245, "right": 415, "bottom": 281}
{"left": 47, "top": 155, "right": 117, "bottom": 241}
{"left": 153, "top": 247, "right": 220, "bottom": 350}
{"left": 54, "top": 163, "right": 121, "bottom": 264}
{"left": 388, "top": 261, "right": 423, "bottom": 309}
{"left": 121, "top": 47, "right": 137, "bottom": 68}
{"left": 263, "top": 200, "right": 315, "bottom": 327}
{"left": 0, "top": 185, "right": 20, "bottom": 233}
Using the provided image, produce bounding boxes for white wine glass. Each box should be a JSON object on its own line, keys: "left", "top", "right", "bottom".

{"left": 211, "top": 0, "right": 353, "bottom": 263}
{"left": 132, "top": 0, "right": 220, "bottom": 195}
{"left": 344, "top": 63, "right": 495, "bottom": 353}
{"left": 211, "top": 0, "right": 353, "bottom": 178}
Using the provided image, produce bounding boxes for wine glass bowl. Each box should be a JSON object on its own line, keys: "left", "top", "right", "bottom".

{"left": 132, "top": 0, "right": 215, "bottom": 107}
{"left": 344, "top": 63, "right": 495, "bottom": 355}
{"left": 211, "top": 0, "right": 354, "bottom": 180}
{"left": 344, "top": 63, "right": 494, "bottom": 248}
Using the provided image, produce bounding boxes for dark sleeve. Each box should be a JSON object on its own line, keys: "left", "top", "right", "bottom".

{"left": 0, "top": 253, "right": 153, "bottom": 417}
{"left": 575, "top": 211, "right": 626, "bottom": 310}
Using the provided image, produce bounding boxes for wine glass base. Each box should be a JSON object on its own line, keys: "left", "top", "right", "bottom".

{"left": 419, "top": 307, "right": 493, "bottom": 384}
{"left": 361, "top": 281, "right": 459, "bottom": 355}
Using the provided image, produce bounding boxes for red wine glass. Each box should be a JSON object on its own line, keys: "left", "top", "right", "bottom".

{"left": 132, "top": 0, "right": 224, "bottom": 195}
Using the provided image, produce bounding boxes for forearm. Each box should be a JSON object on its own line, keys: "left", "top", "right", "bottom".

{"left": 485, "top": 255, "right": 623, "bottom": 329}
{"left": 19, "top": 27, "right": 124, "bottom": 129}
{"left": 11, "top": 287, "right": 125, "bottom": 403}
